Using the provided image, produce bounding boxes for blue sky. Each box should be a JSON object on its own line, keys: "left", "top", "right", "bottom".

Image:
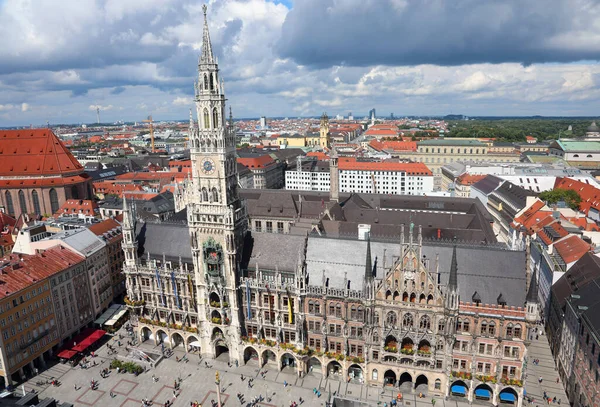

{"left": 0, "top": 0, "right": 598, "bottom": 126}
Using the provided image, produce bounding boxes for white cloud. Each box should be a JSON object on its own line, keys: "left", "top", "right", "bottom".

{"left": 172, "top": 97, "right": 192, "bottom": 106}
{"left": 0, "top": 104, "right": 14, "bottom": 112}
{"left": 89, "top": 104, "right": 113, "bottom": 111}
{"left": 21, "top": 103, "right": 30, "bottom": 112}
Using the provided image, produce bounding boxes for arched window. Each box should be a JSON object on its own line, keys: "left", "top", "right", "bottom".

{"left": 203, "top": 108, "right": 210, "bottom": 129}
{"left": 211, "top": 187, "right": 218, "bottom": 203}
{"left": 419, "top": 315, "right": 431, "bottom": 330}
{"left": 31, "top": 191, "right": 41, "bottom": 216}
{"left": 373, "top": 331, "right": 379, "bottom": 344}
{"left": 209, "top": 73, "right": 214, "bottom": 90}
{"left": 18, "top": 190, "right": 27, "bottom": 215}
{"left": 386, "top": 311, "right": 397, "bottom": 327}
{"left": 204, "top": 74, "right": 209, "bottom": 90}
{"left": 506, "top": 323, "right": 514, "bottom": 338}
{"left": 335, "top": 304, "right": 342, "bottom": 318}
{"left": 436, "top": 340, "right": 444, "bottom": 351}
{"left": 438, "top": 319, "right": 445, "bottom": 333}
{"left": 514, "top": 324, "right": 522, "bottom": 338}
{"left": 373, "top": 312, "right": 379, "bottom": 325}
{"left": 357, "top": 306, "right": 364, "bottom": 322}
{"left": 402, "top": 313, "right": 413, "bottom": 328}
{"left": 372, "top": 369, "right": 378, "bottom": 381}
{"left": 480, "top": 321, "right": 487, "bottom": 335}
{"left": 212, "top": 108, "right": 219, "bottom": 128}
{"left": 4, "top": 191, "right": 14, "bottom": 216}
{"left": 435, "top": 379, "right": 441, "bottom": 390}
{"left": 49, "top": 188, "right": 59, "bottom": 214}
{"left": 488, "top": 321, "right": 496, "bottom": 336}
{"left": 71, "top": 185, "right": 79, "bottom": 199}
{"left": 201, "top": 188, "right": 208, "bottom": 202}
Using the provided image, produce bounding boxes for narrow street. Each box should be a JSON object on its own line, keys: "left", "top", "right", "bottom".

{"left": 525, "top": 325, "right": 568, "bottom": 405}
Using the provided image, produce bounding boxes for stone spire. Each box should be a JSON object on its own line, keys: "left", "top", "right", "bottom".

{"left": 200, "top": 4, "right": 215, "bottom": 65}
{"left": 448, "top": 237, "right": 458, "bottom": 291}
{"left": 364, "top": 234, "right": 373, "bottom": 281}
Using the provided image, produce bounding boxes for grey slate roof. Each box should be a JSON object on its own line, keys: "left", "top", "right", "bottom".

{"left": 135, "top": 220, "right": 192, "bottom": 262}
{"left": 304, "top": 236, "right": 526, "bottom": 306}
{"left": 242, "top": 232, "right": 306, "bottom": 273}
{"left": 471, "top": 175, "right": 504, "bottom": 195}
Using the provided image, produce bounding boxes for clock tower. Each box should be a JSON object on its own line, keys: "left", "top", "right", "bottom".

{"left": 187, "top": 4, "right": 247, "bottom": 362}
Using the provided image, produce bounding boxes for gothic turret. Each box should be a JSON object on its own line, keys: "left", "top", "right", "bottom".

{"left": 122, "top": 198, "right": 138, "bottom": 268}
{"left": 446, "top": 238, "right": 459, "bottom": 310}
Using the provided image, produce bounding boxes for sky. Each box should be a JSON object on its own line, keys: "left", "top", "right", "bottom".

{"left": 0, "top": 0, "right": 599, "bottom": 126}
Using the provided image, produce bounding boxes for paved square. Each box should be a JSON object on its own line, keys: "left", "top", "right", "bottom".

{"left": 111, "top": 379, "right": 138, "bottom": 396}
{"left": 75, "top": 388, "right": 105, "bottom": 406}
{"left": 199, "top": 390, "right": 229, "bottom": 406}
{"left": 149, "top": 384, "right": 176, "bottom": 406}
{"left": 120, "top": 398, "right": 145, "bottom": 407}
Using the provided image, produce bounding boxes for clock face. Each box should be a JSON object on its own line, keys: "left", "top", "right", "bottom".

{"left": 202, "top": 158, "right": 215, "bottom": 174}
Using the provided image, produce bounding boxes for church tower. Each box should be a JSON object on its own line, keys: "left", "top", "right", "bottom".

{"left": 319, "top": 112, "right": 330, "bottom": 149}
{"left": 187, "top": 4, "right": 247, "bottom": 363}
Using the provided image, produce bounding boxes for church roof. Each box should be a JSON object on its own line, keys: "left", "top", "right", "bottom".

{"left": 0, "top": 129, "right": 84, "bottom": 177}
{"left": 135, "top": 220, "right": 192, "bottom": 262}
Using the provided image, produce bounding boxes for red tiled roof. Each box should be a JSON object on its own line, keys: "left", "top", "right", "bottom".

{"left": 0, "top": 173, "right": 90, "bottom": 189}
{"left": 306, "top": 152, "right": 329, "bottom": 160}
{"left": 0, "top": 213, "right": 16, "bottom": 231}
{"left": 456, "top": 174, "right": 487, "bottom": 186}
{"left": 554, "top": 177, "right": 600, "bottom": 216}
{"left": 554, "top": 235, "right": 591, "bottom": 264}
{"left": 237, "top": 155, "right": 276, "bottom": 169}
{"left": 54, "top": 199, "right": 99, "bottom": 217}
{"left": 364, "top": 129, "right": 399, "bottom": 136}
{"left": 369, "top": 139, "right": 417, "bottom": 152}
{"left": 565, "top": 216, "right": 600, "bottom": 231}
{"left": 93, "top": 182, "right": 144, "bottom": 198}
{"left": 0, "top": 129, "right": 84, "bottom": 177}
{"left": 0, "top": 246, "right": 85, "bottom": 299}
{"left": 115, "top": 172, "right": 176, "bottom": 182}
{"left": 88, "top": 218, "right": 121, "bottom": 244}
{"left": 339, "top": 158, "right": 432, "bottom": 175}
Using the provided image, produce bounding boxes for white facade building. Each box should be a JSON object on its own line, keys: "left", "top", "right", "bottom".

{"left": 443, "top": 162, "right": 600, "bottom": 193}
{"left": 286, "top": 158, "right": 434, "bottom": 195}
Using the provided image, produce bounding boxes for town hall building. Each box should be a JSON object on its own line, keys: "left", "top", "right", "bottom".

{"left": 122, "top": 6, "right": 534, "bottom": 406}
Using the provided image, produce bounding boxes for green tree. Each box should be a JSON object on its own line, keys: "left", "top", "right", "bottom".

{"left": 539, "top": 188, "right": 582, "bottom": 210}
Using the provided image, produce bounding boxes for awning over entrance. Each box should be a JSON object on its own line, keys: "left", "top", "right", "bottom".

{"left": 104, "top": 308, "right": 128, "bottom": 327}
{"left": 451, "top": 384, "right": 467, "bottom": 396}
{"left": 57, "top": 350, "right": 78, "bottom": 360}
{"left": 94, "top": 304, "right": 122, "bottom": 326}
{"left": 500, "top": 392, "right": 516, "bottom": 403}
{"left": 59, "top": 328, "right": 106, "bottom": 354}
{"left": 475, "top": 388, "right": 492, "bottom": 399}
{"left": 189, "top": 341, "right": 201, "bottom": 348}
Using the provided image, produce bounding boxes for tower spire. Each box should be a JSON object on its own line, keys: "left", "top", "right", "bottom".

{"left": 364, "top": 234, "right": 373, "bottom": 281}
{"left": 201, "top": 4, "right": 215, "bottom": 65}
{"left": 448, "top": 237, "right": 458, "bottom": 290}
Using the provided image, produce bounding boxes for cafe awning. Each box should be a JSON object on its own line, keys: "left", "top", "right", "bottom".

{"left": 57, "top": 350, "right": 78, "bottom": 360}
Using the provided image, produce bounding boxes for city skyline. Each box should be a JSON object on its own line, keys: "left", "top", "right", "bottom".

{"left": 1, "top": 0, "right": 599, "bottom": 126}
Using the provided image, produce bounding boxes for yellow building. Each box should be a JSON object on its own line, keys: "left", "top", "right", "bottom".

{"left": 278, "top": 113, "right": 331, "bottom": 149}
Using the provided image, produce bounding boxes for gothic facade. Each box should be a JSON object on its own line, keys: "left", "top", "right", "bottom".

{"left": 122, "top": 6, "right": 532, "bottom": 406}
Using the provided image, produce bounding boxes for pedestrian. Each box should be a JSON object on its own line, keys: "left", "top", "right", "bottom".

{"left": 556, "top": 377, "right": 559, "bottom": 383}
{"left": 432, "top": 399, "right": 436, "bottom": 406}
{"left": 539, "top": 376, "right": 543, "bottom": 383}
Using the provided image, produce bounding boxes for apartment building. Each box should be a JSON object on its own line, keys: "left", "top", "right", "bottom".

{"left": 0, "top": 247, "right": 84, "bottom": 387}
{"left": 286, "top": 157, "right": 434, "bottom": 195}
